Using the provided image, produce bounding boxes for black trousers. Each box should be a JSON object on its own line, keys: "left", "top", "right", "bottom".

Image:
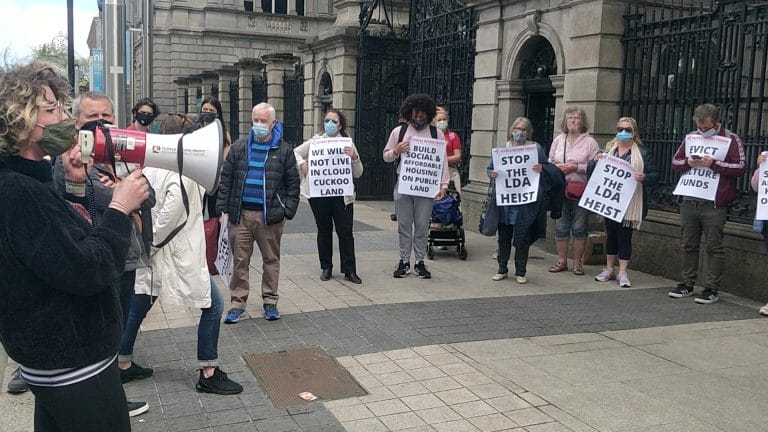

{"left": 604, "top": 218, "right": 633, "bottom": 260}
{"left": 309, "top": 197, "right": 356, "bottom": 274}
{"left": 28, "top": 362, "right": 130, "bottom": 432}
{"left": 497, "top": 223, "right": 530, "bottom": 277}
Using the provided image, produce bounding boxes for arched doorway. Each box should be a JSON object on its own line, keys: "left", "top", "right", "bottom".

{"left": 517, "top": 36, "right": 557, "bottom": 152}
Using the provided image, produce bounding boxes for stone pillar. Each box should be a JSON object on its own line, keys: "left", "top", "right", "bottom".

{"left": 221, "top": 0, "right": 237, "bottom": 8}
{"left": 217, "top": 66, "right": 238, "bottom": 131}
{"left": 262, "top": 53, "right": 299, "bottom": 122}
{"left": 288, "top": 0, "right": 296, "bottom": 15}
{"left": 200, "top": 71, "right": 219, "bottom": 100}
{"left": 235, "top": 58, "right": 265, "bottom": 138}
{"left": 173, "top": 78, "right": 189, "bottom": 114}
{"left": 496, "top": 80, "right": 526, "bottom": 149}
{"left": 187, "top": 75, "right": 203, "bottom": 113}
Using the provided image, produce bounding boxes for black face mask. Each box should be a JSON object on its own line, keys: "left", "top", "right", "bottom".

{"left": 79, "top": 118, "right": 113, "bottom": 132}
{"left": 135, "top": 112, "right": 155, "bottom": 127}
{"left": 198, "top": 112, "right": 217, "bottom": 126}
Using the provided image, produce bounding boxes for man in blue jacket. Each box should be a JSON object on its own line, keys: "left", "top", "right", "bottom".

{"left": 217, "top": 103, "right": 300, "bottom": 323}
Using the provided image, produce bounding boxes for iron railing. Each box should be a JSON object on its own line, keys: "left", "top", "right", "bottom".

{"left": 282, "top": 64, "right": 304, "bottom": 148}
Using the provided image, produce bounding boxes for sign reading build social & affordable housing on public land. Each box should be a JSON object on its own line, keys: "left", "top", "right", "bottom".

{"left": 397, "top": 136, "right": 446, "bottom": 198}
{"left": 756, "top": 159, "right": 768, "bottom": 220}
{"left": 578, "top": 155, "right": 637, "bottom": 223}
{"left": 492, "top": 145, "right": 540, "bottom": 206}
{"left": 672, "top": 134, "right": 731, "bottom": 201}
{"left": 308, "top": 137, "right": 355, "bottom": 198}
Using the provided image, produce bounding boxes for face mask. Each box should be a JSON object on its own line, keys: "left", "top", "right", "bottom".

{"left": 324, "top": 120, "right": 339, "bottom": 137}
{"left": 35, "top": 118, "right": 76, "bottom": 157}
{"left": 198, "top": 112, "right": 217, "bottom": 126}
{"left": 511, "top": 130, "right": 527, "bottom": 143}
{"left": 697, "top": 126, "right": 717, "bottom": 138}
{"left": 135, "top": 112, "right": 155, "bottom": 127}
{"left": 615, "top": 130, "right": 633, "bottom": 141}
{"left": 411, "top": 117, "right": 429, "bottom": 129}
{"left": 251, "top": 122, "right": 270, "bottom": 140}
{"left": 436, "top": 120, "right": 448, "bottom": 131}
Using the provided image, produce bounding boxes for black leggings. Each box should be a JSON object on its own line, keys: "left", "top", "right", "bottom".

{"left": 28, "top": 362, "right": 130, "bottom": 432}
{"left": 605, "top": 218, "right": 633, "bottom": 260}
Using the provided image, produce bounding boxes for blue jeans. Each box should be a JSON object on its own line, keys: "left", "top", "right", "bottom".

{"left": 198, "top": 280, "right": 224, "bottom": 367}
{"left": 119, "top": 292, "right": 155, "bottom": 363}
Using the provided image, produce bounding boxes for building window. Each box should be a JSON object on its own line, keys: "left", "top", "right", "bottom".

{"left": 261, "top": 0, "right": 271, "bottom": 12}
{"left": 261, "top": 0, "right": 291, "bottom": 14}
{"left": 275, "top": 0, "right": 287, "bottom": 14}
{"left": 296, "top": 0, "right": 304, "bottom": 16}
{"left": 244, "top": 0, "right": 253, "bottom": 11}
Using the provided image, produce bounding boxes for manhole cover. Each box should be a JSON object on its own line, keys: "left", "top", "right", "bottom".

{"left": 243, "top": 346, "right": 368, "bottom": 407}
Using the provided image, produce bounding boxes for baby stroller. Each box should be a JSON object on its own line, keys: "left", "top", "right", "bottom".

{"left": 427, "top": 188, "right": 467, "bottom": 260}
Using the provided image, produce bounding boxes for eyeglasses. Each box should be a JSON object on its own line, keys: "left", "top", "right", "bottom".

{"left": 324, "top": 118, "right": 338, "bottom": 124}
{"left": 616, "top": 127, "right": 633, "bottom": 133}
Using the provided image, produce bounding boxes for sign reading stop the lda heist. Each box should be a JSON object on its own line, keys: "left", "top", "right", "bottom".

{"left": 672, "top": 134, "right": 731, "bottom": 201}
{"left": 756, "top": 159, "right": 768, "bottom": 220}
{"left": 492, "top": 145, "right": 540, "bottom": 206}
{"left": 397, "top": 136, "right": 446, "bottom": 198}
{"left": 308, "top": 137, "right": 355, "bottom": 198}
{"left": 578, "top": 155, "right": 637, "bottom": 223}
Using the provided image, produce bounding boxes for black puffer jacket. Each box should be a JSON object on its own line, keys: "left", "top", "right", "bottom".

{"left": 217, "top": 127, "right": 300, "bottom": 225}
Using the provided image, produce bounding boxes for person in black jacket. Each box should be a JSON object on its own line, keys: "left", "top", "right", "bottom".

{"left": 217, "top": 102, "right": 300, "bottom": 323}
{"left": 0, "top": 60, "right": 149, "bottom": 431}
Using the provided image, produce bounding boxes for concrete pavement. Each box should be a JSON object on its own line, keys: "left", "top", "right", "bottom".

{"left": 1, "top": 200, "right": 767, "bottom": 431}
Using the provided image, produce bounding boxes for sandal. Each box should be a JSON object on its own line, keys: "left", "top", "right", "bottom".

{"left": 548, "top": 261, "right": 568, "bottom": 273}
{"left": 573, "top": 263, "right": 584, "bottom": 276}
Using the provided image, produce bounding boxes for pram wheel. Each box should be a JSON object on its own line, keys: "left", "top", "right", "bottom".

{"left": 427, "top": 245, "right": 435, "bottom": 260}
{"left": 458, "top": 245, "right": 468, "bottom": 260}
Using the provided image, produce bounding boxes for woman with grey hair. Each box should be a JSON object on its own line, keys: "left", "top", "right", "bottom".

{"left": 486, "top": 117, "right": 548, "bottom": 283}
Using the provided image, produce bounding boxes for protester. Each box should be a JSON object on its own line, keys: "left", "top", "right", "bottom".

{"left": 217, "top": 102, "right": 300, "bottom": 323}
{"left": 487, "top": 118, "right": 547, "bottom": 284}
{"left": 127, "top": 98, "right": 159, "bottom": 133}
{"left": 588, "top": 117, "right": 660, "bottom": 287}
{"left": 197, "top": 97, "right": 231, "bottom": 221}
{"left": 435, "top": 106, "right": 462, "bottom": 193}
{"left": 294, "top": 108, "right": 364, "bottom": 284}
{"left": 547, "top": 107, "right": 600, "bottom": 275}
{"left": 751, "top": 152, "right": 768, "bottom": 315}
{"left": 383, "top": 94, "right": 449, "bottom": 279}
{"left": 0, "top": 60, "right": 149, "bottom": 431}
{"left": 668, "top": 103, "right": 745, "bottom": 304}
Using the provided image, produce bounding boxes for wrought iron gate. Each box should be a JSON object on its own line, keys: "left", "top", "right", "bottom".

{"left": 621, "top": 0, "right": 768, "bottom": 223}
{"left": 252, "top": 70, "right": 267, "bottom": 106}
{"left": 282, "top": 64, "right": 304, "bottom": 148}
{"left": 229, "top": 80, "right": 240, "bottom": 141}
{"left": 409, "top": 0, "right": 477, "bottom": 186}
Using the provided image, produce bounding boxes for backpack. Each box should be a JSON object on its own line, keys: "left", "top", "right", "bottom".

{"left": 397, "top": 123, "right": 438, "bottom": 144}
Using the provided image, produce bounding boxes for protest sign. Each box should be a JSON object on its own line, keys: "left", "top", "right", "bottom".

{"left": 578, "top": 155, "right": 637, "bottom": 223}
{"left": 397, "top": 136, "right": 446, "bottom": 198}
{"left": 757, "top": 159, "right": 768, "bottom": 220}
{"left": 214, "top": 214, "right": 233, "bottom": 287}
{"left": 307, "top": 137, "right": 354, "bottom": 198}
{"left": 673, "top": 134, "right": 731, "bottom": 201}
{"left": 492, "top": 145, "right": 540, "bottom": 206}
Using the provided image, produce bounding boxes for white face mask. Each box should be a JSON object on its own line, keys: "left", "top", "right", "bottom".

{"left": 436, "top": 120, "right": 448, "bottom": 131}
{"left": 697, "top": 126, "right": 718, "bottom": 138}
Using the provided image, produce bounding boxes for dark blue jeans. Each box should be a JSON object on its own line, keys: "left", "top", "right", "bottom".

{"left": 119, "top": 291, "right": 155, "bottom": 363}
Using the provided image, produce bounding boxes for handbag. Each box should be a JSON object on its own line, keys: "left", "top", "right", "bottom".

{"left": 478, "top": 182, "right": 499, "bottom": 236}
{"left": 204, "top": 216, "right": 220, "bottom": 275}
{"left": 562, "top": 136, "right": 586, "bottom": 200}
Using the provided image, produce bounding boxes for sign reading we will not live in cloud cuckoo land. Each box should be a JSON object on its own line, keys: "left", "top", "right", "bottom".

{"left": 492, "top": 145, "right": 540, "bottom": 206}
{"left": 308, "top": 137, "right": 355, "bottom": 198}
{"left": 673, "top": 134, "right": 731, "bottom": 201}
{"left": 397, "top": 136, "right": 446, "bottom": 198}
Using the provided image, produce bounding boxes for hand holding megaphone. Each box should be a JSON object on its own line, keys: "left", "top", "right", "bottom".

{"left": 109, "top": 170, "right": 150, "bottom": 215}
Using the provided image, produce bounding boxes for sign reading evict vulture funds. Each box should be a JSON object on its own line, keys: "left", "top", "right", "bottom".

{"left": 492, "top": 145, "right": 540, "bottom": 206}
{"left": 756, "top": 158, "right": 768, "bottom": 220}
{"left": 672, "top": 134, "right": 731, "bottom": 201}
{"left": 308, "top": 137, "right": 355, "bottom": 198}
{"left": 397, "top": 136, "right": 446, "bottom": 198}
{"left": 578, "top": 155, "right": 637, "bottom": 223}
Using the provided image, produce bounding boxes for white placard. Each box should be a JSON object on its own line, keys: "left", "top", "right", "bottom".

{"left": 673, "top": 134, "right": 731, "bottom": 201}
{"left": 492, "top": 145, "right": 540, "bottom": 206}
{"left": 757, "top": 160, "right": 768, "bottom": 220}
{"left": 578, "top": 155, "right": 637, "bottom": 223}
{"left": 214, "top": 214, "right": 233, "bottom": 287}
{"left": 397, "top": 136, "right": 446, "bottom": 198}
{"left": 307, "top": 137, "right": 355, "bottom": 198}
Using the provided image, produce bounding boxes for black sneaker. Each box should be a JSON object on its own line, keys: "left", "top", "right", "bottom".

{"left": 120, "top": 362, "right": 154, "bottom": 384}
{"left": 695, "top": 289, "right": 719, "bottom": 304}
{"left": 669, "top": 283, "right": 694, "bottom": 298}
{"left": 414, "top": 261, "right": 432, "bottom": 279}
{"left": 393, "top": 260, "right": 410, "bottom": 278}
{"left": 127, "top": 401, "right": 149, "bottom": 417}
{"left": 196, "top": 367, "right": 243, "bottom": 395}
{"left": 6, "top": 367, "right": 27, "bottom": 394}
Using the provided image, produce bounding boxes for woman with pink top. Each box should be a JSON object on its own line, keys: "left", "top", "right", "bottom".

{"left": 751, "top": 152, "right": 768, "bottom": 315}
{"left": 547, "top": 107, "right": 600, "bottom": 275}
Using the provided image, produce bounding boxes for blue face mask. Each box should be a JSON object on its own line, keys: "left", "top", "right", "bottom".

{"left": 411, "top": 117, "right": 429, "bottom": 129}
{"left": 615, "top": 130, "right": 633, "bottom": 141}
{"left": 324, "top": 120, "right": 339, "bottom": 136}
{"left": 251, "top": 122, "right": 270, "bottom": 140}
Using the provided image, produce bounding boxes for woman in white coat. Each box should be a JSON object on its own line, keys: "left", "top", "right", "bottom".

{"left": 129, "top": 114, "right": 242, "bottom": 395}
{"left": 294, "top": 108, "right": 364, "bottom": 283}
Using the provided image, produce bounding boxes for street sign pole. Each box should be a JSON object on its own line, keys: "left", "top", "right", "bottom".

{"left": 103, "top": 0, "right": 126, "bottom": 127}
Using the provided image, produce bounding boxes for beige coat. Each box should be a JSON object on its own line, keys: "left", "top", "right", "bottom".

{"left": 294, "top": 134, "right": 364, "bottom": 206}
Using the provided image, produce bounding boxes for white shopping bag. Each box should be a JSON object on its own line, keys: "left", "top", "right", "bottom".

{"left": 214, "top": 214, "right": 233, "bottom": 287}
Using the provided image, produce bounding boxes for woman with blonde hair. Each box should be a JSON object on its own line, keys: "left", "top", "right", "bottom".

{"left": 589, "top": 117, "right": 659, "bottom": 287}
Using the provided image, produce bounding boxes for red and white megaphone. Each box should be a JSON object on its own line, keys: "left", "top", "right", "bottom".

{"left": 78, "top": 120, "right": 224, "bottom": 193}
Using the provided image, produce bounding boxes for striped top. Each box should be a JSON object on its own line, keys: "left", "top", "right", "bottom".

{"left": 19, "top": 354, "right": 116, "bottom": 387}
{"left": 243, "top": 140, "right": 271, "bottom": 206}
